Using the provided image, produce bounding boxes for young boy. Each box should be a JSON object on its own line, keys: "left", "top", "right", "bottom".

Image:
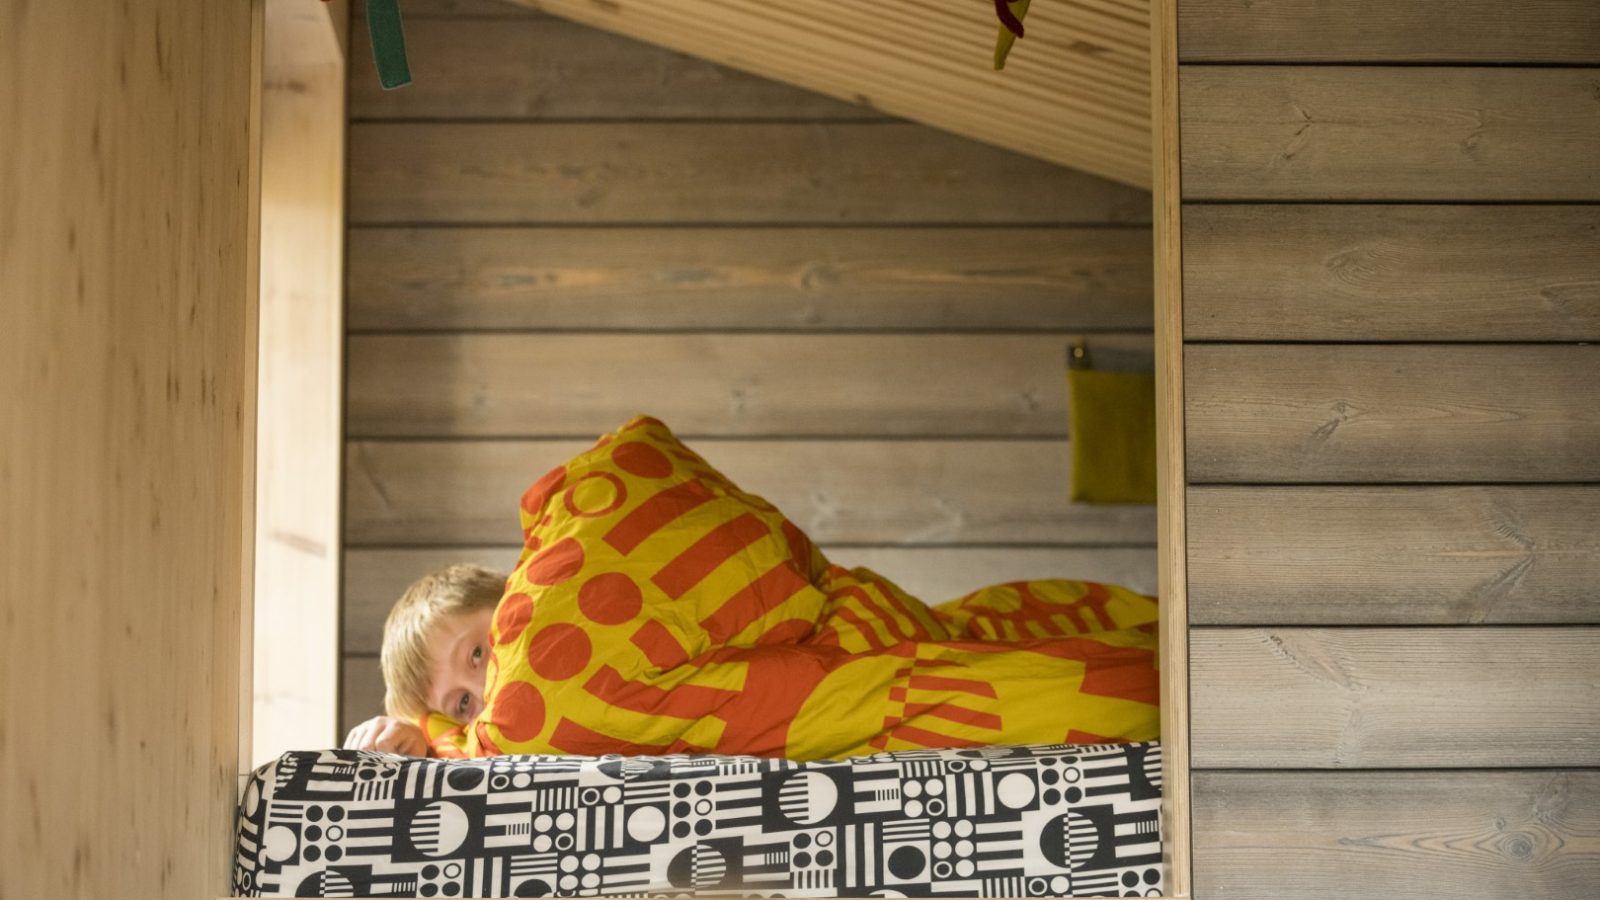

{"left": 342, "top": 563, "right": 505, "bottom": 757}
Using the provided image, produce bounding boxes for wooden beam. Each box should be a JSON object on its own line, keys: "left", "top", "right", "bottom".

{"left": 1152, "top": 0, "right": 1191, "bottom": 891}
{"left": 346, "top": 333, "right": 1155, "bottom": 438}
{"left": 1186, "top": 344, "right": 1600, "bottom": 483}
{"left": 1192, "top": 628, "right": 1600, "bottom": 768}
{"left": 343, "top": 438, "right": 1160, "bottom": 546}
{"left": 1194, "top": 770, "right": 1600, "bottom": 900}
{"left": 1180, "top": 67, "right": 1600, "bottom": 201}
{"left": 494, "top": 0, "right": 1153, "bottom": 187}
{"left": 1184, "top": 204, "right": 1600, "bottom": 342}
{"left": 0, "top": 1, "right": 260, "bottom": 896}
{"left": 253, "top": 0, "right": 347, "bottom": 768}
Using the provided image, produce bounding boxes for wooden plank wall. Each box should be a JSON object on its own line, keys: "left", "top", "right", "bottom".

{"left": 0, "top": 1, "right": 259, "bottom": 897}
{"left": 340, "top": 1, "right": 1158, "bottom": 732}
{"left": 1173, "top": 2, "right": 1600, "bottom": 897}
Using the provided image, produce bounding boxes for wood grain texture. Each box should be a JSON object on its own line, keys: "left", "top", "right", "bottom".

{"left": 1183, "top": 204, "right": 1600, "bottom": 342}
{"left": 1189, "top": 486, "right": 1600, "bottom": 625}
{"left": 1179, "top": 0, "right": 1600, "bottom": 63}
{"left": 0, "top": 0, "right": 258, "bottom": 895}
{"left": 254, "top": 0, "right": 346, "bottom": 768}
{"left": 498, "top": 0, "right": 1154, "bottom": 186}
{"left": 349, "top": 17, "right": 880, "bottom": 120}
{"left": 1152, "top": 0, "right": 1192, "bottom": 890}
{"left": 1193, "top": 770, "right": 1600, "bottom": 900}
{"left": 1185, "top": 344, "right": 1600, "bottom": 483}
{"left": 343, "top": 438, "right": 1160, "bottom": 545}
{"left": 347, "top": 226, "right": 1155, "bottom": 332}
{"left": 1191, "top": 628, "right": 1600, "bottom": 768}
{"left": 347, "top": 333, "right": 1154, "bottom": 437}
{"left": 1180, "top": 67, "right": 1600, "bottom": 201}
{"left": 348, "top": 122, "right": 1154, "bottom": 224}
{"left": 341, "top": 545, "right": 1159, "bottom": 654}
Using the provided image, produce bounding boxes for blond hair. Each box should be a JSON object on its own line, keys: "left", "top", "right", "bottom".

{"left": 380, "top": 563, "right": 507, "bottom": 720}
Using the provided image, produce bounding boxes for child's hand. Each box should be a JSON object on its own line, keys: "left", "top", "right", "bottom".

{"left": 343, "top": 716, "right": 429, "bottom": 757}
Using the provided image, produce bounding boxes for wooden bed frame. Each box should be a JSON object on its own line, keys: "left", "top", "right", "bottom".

{"left": 238, "top": 1, "right": 1192, "bottom": 898}
{"left": 242, "top": 4, "right": 1194, "bottom": 900}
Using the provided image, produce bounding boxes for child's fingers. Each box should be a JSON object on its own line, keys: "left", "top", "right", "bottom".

{"left": 375, "top": 719, "right": 408, "bottom": 752}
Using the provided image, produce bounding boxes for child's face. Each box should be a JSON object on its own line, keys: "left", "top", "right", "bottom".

{"left": 423, "top": 607, "right": 495, "bottom": 723}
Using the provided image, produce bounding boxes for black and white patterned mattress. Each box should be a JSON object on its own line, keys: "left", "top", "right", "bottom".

{"left": 233, "top": 743, "right": 1163, "bottom": 898}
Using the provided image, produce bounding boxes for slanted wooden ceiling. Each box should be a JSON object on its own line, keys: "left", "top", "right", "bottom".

{"left": 510, "top": 0, "right": 1153, "bottom": 188}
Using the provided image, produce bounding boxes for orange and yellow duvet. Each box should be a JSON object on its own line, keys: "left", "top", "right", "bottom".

{"left": 422, "top": 416, "right": 1159, "bottom": 761}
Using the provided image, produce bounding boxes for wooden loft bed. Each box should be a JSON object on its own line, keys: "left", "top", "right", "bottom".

{"left": 7, "top": 0, "right": 1596, "bottom": 898}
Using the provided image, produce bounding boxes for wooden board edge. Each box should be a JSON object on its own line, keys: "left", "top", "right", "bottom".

{"left": 1152, "top": 0, "right": 1191, "bottom": 893}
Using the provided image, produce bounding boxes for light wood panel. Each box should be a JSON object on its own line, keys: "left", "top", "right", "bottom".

{"left": 1186, "top": 344, "right": 1600, "bottom": 483}
{"left": 1180, "top": 67, "right": 1600, "bottom": 201}
{"left": 1184, "top": 204, "right": 1600, "bottom": 342}
{"left": 349, "top": 17, "right": 880, "bottom": 120}
{"left": 1151, "top": 0, "right": 1192, "bottom": 890}
{"left": 253, "top": 0, "right": 346, "bottom": 769}
{"left": 348, "top": 122, "right": 1153, "bottom": 224}
{"left": 347, "top": 333, "right": 1154, "bottom": 437}
{"left": 1189, "top": 486, "right": 1600, "bottom": 625}
{"left": 0, "top": 0, "right": 258, "bottom": 896}
{"left": 1191, "top": 628, "right": 1600, "bottom": 768}
{"left": 1193, "top": 770, "right": 1600, "bottom": 900}
{"left": 342, "top": 545, "right": 1159, "bottom": 654}
{"left": 344, "top": 439, "right": 1159, "bottom": 545}
{"left": 500, "top": 0, "right": 1153, "bottom": 186}
{"left": 1179, "top": 0, "right": 1600, "bottom": 63}
{"left": 347, "top": 226, "right": 1154, "bottom": 332}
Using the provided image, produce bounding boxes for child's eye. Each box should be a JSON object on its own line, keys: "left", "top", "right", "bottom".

{"left": 471, "top": 646, "right": 484, "bottom": 666}
{"left": 456, "top": 694, "right": 470, "bottom": 716}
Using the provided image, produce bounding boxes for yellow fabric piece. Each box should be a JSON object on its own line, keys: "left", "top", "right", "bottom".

{"left": 421, "top": 416, "right": 1160, "bottom": 761}
{"left": 1067, "top": 368, "right": 1157, "bottom": 505}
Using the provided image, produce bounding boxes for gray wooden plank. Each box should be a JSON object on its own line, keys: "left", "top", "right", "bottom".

{"left": 343, "top": 438, "right": 1159, "bottom": 545}
{"left": 1186, "top": 344, "right": 1600, "bottom": 483}
{"left": 1191, "top": 627, "right": 1600, "bottom": 767}
{"left": 341, "top": 545, "right": 1159, "bottom": 654}
{"left": 347, "top": 226, "right": 1155, "bottom": 332}
{"left": 1180, "top": 67, "right": 1600, "bottom": 201}
{"left": 1183, "top": 204, "right": 1600, "bottom": 342}
{"left": 1178, "top": 0, "right": 1600, "bottom": 64}
{"left": 1189, "top": 486, "right": 1600, "bottom": 625}
{"left": 347, "top": 333, "right": 1154, "bottom": 437}
{"left": 341, "top": 656, "right": 385, "bottom": 736}
{"left": 348, "top": 122, "right": 1154, "bottom": 224}
{"left": 1194, "top": 770, "right": 1600, "bottom": 900}
{"left": 349, "top": 18, "right": 879, "bottom": 120}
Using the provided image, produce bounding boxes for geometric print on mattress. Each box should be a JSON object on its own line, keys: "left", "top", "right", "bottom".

{"left": 233, "top": 742, "right": 1162, "bottom": 898}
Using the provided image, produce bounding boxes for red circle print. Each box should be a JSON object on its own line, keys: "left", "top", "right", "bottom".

{"left": 562, "top": 472, "right": 626, "bottom": 518}
{"left": 527, "top": 623, "right": 592, "bottom": 681}
{"left": 612, "top": 441, "right": 674, "bottom": 478}
{"left": 493, "top": 681, "right": 545, "bottom": 743}
{"left": 474, "top": 721, "right": 503, "bottom": 757}
{"left": 524, "top": 538, "right": 584, "bottom": 586}
{"left": 578, "top": 572, "right": 642, "bottom": 625}
{"left": 495, "top": 593, "right": 533, "bottom": 645}
{"left": 521, "top": 466, "right": 567, "bottom": 517}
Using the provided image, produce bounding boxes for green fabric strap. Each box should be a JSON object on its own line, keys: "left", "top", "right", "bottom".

{"left": 367, "top": 0, "right": 412, "bottom": 90}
